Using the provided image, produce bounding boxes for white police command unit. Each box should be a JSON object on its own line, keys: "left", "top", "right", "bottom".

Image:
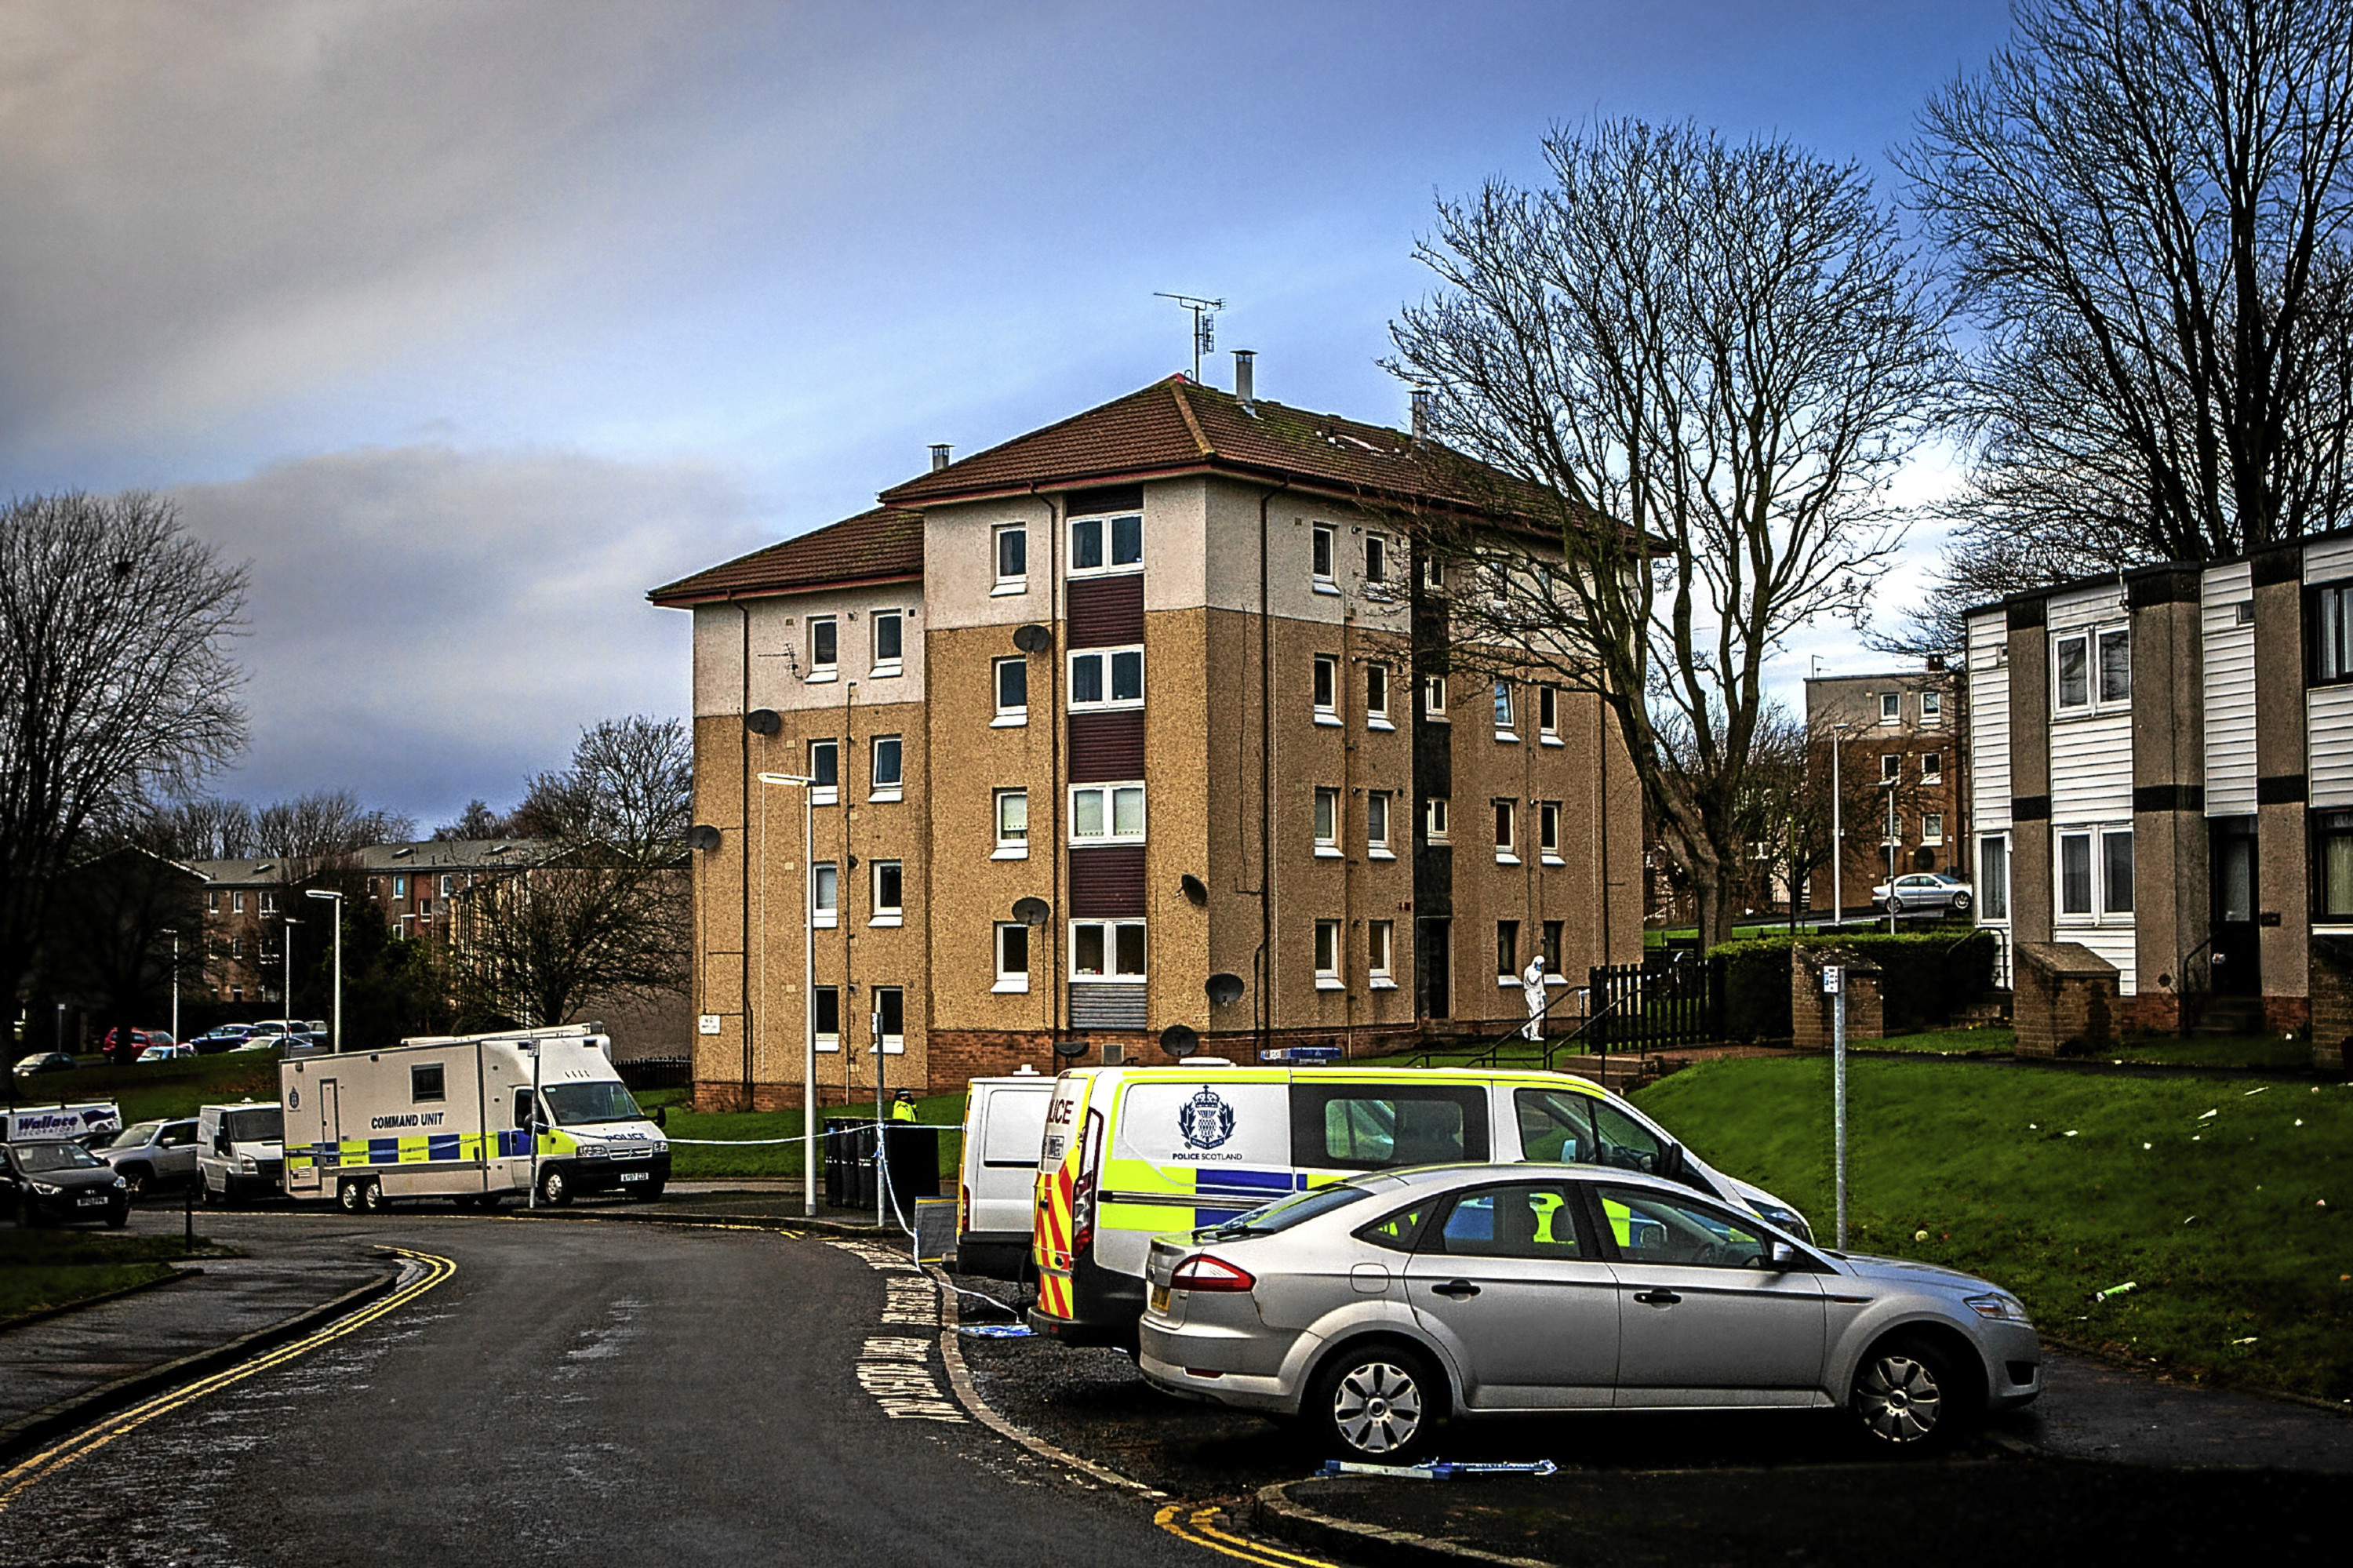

{"left": 278, "top": 1024, "right": 668, "bottom": 1210}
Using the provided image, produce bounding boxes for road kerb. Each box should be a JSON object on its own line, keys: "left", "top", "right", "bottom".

{"left": 1253, "top": 1479, "right": 1558, "bottom": 1568}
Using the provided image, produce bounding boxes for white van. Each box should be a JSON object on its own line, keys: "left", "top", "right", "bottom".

{"left": 198, "top": 1101, "right": 285, "bottom": 1203}
{"left": 957, "top": 1069, "right": 1054, "bottom": 1279}
{"left": 279, "top": 1024, "right": 667, "bottom": 1210}
{"left": 5, "top": 1103, "right": 122, "bottom": 1145}
{"left": 1029, "top": 1062, "right": 1811, "bottom": 1346}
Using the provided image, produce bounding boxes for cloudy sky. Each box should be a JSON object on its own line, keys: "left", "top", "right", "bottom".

{"left": 2, "top": 0, "right": 2014, "bottom": 825}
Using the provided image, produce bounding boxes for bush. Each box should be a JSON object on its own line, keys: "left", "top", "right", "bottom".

{"left": 1707, "top": 930, "right": 1998, "bottom": 1039}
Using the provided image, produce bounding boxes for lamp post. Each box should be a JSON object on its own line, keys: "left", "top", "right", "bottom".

{"left": 1829, "top": 722, "right": 1849, "bottom": 931}
{"left": 757, "top": 771, "right": 818, "bottom": 1217}
{"left": 1885, "top": 782, "right": 1900, "bottom": 934}
{"left": 161, "top": 928, "right": 180, "bottom": 1043}
{"left": 304, "top": 889, "right": 344, "bottom": 1051}
{"left": 278, "top": 917, "right": 301, "bottom": 1021}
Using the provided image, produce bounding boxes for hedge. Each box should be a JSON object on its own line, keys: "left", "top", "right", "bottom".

{"left": 1706, "top": 930, "right": 1999, "bottom": 1040}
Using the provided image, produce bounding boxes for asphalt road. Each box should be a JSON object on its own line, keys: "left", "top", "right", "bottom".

{"left": 0, "top": 1213, "right": 1198, "bottom": 1568}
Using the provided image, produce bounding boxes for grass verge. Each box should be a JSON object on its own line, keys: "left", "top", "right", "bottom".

{"left": 1631, "top": 1055, "right": 2353, "bottom": 1400}
{"left": 0, "top": 1231, "right": 221, "bottom": 1326}
{"left": 9, "top": 1052, "right": 279, "bottom": 1125}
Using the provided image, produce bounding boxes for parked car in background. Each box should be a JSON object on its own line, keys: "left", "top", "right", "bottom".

{"left": 1137, "top": 1163, "right": 2039, "bottom": 1462}
{"left": 188, "top": 1026, "right": 255, "bottom": 1054}
{"left": 1871, "top": 872, "right": 1973, "bottom": 918}
{"left": 100, "top": 1118, "right": 202, "bottom": 1194}
{"left": 228, "top": 1033, "right": 284, "bottom": 1053}
{"left": 137, "top": 1042, "right": 198, "bottom": 1064}
{"left": 100, "top": 1028, "right": 176, "bottom": 1064}
{"left": 13, "top": 1052, "right": 75, "bottom": 1079}
{"left": 2, "top": 1140, "right": 130, "bottom": 1228}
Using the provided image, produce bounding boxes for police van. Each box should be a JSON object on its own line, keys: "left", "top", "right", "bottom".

{"left": 1028, "top": 1062, "right": 1811, "bottom": 1345}
{"left": 278, "top": 1024, "right": 668, "bottom": 1210}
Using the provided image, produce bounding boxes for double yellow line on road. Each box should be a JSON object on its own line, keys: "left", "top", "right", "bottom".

{"left": 1155, "top": 1503, "right": 1345, "bottom": 1568}
{"left": 0, "top": 1246, "right": 457, "bottom": 1518}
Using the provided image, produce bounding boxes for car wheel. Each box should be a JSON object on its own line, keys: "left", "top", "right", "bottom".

{"left": 121, "top": 1165, "right": 151, "bottom": 1198}
{"left": 1882, "top": 895, "right": 1903, "bottom": 916}
{"left": 358, "top": 1178, "right": 386, "bottom": 1214}
{"left": 336, "top": 1179, "right": 363, "bottom": 1213}
{"left": 1950, "top": 891, "right": 1973, "bottom": 915}
{"left": 1311, "top": 1343, "right": 1442, "bottom": 1464}
{"left": 1850, "top": 1335, "right": 1971, "bottom": 1451}
{"left": 539, "top": 1166, "right": 572, "bottom": 1207}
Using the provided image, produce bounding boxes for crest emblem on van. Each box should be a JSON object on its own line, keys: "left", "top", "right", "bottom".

{"left": 1177, "top": 1087, "right": 1236, "bottom": 1150}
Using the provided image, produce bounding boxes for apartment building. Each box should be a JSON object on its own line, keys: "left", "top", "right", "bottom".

{"left": 1966, "top": 529, "right": 2353, "bottom": 1033}
{"left": 190, "top": 857, "right": 293, "bottom": 1003}
{"left": 1805, "top": 665, "right": 1965, "bottom": 913}
{"left": 650, "top": 372, "right": 1642, "bottom": 1109}
{"left": 356, "top": 839, "right": 543, "bottom": 944}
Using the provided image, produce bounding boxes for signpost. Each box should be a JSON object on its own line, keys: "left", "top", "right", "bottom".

{"left": 1823, "top": 964, "right": 1848, "bottom": 1250}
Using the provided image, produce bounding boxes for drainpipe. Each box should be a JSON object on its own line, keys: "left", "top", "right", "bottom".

{"left": 1255, "top": 482, "right": 1291, "bottom": 1057}
{"left": 736, "top": 597, "right": 755, "bottom": 1109}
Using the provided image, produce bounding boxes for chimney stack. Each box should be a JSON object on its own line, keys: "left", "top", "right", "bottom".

{"left": 1232, "top": 348, "right": 1256, "bottom": 408}
{"left": 1411, "top": 387, "right": 1432, "bottom": 439}
{"left": 929, "top": 444, "right": 951, "bottom": 472}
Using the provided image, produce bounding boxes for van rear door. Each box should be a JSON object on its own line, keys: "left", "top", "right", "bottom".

{"left": 969, "top": 1082, "right": 1052, "bottom": 1238}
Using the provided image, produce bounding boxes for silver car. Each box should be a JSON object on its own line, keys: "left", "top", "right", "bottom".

{"left": 1138, "top": 1165, "right": 2038, "bottom": 1461}
{"left": 100, "top": 1117, "right": 202, "bottom": 1194}
{"left": 1871, "top": 871, "right": 1973, "bottom": 917}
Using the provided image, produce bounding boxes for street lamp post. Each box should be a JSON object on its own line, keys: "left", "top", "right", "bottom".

{"left": 161, "top": 928, "right": 180, "bottom": 1043}
{"left": 304, "top": 889, "right": 344, "bottom": 1051}
{"left": 279, "top": 918, "right": 301, "bottom": 1021}
{"left": 1829, "top": 722, "right": 1849, "bottom": 930}
{"left": 1885, "top": 783, "right": 1900, "bottom": 934}
{"left": 758, "top": 771, "right": 818, "bottom": 1218}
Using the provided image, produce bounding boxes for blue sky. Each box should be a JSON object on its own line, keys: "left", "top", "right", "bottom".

{"left": 1, "top": 1, "right": 2016, "bottom": 824}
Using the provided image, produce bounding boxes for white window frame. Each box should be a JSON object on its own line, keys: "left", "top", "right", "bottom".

{"left": 1069, "top": 919, "right": 1147, "bottom": 981}
{"left": 1878, "top": 690, "right": 1899, "bottom": 723}
{"left": 1364, "top": 533, "right": 1387, "bottom": 584}
{"left": 1067, "top": 511, "right": 1143, "bottom": 578}
{"left": 809, "top": 739, "right": 839, "bottom": 806}
{"left": 1538, "top": 684, "right": 1561, "bottom": 744}
{"left": 1420, "top": 552, "right": 1444, "bottom": 591}
{"left": 1314, "top": 787, "right": 1342, "bottom": 857}
{"left": 1922, "top": 812, "right": 1945, "bottom": 846}
{"left": 1493, "top": 681, "right": 1516, "bottom": 740}
{"left": 1366, "top": 662, "right": 1393, "bottom": 730}
{"left": 2054, "top": 624, "right": 2133, "bottom": 715}
{"left": 439, "top": 875, "right": 454, "bottom": 897}
{"left": 992, "top": 524, "right": 1028, "bottom": 595}
{"left": 874, "top": 985, "right": 906, "bottom": 1054}
{"left": 870, "top": 734, "right": 904, "bottom": 802}
{"left": 1495, "top": 919, "right": 1521, "bottom": 984}
{"left": 1366, "top": 791, "right": 1395, "bottom": 860}
{"left": 993, "top": 656, "right": 1028, "bottom": 727}
{"left": 813, "top": 984, "right": 841, "bottom": 1053}
{"left": 1539, "top": 800, "right": 1562, "bottom": 864}
{"left": 812, "top": 862, "right": 839, "bottom": 929}
{"left": 1921, "top": 751, "right": 1943, "bottom": 784}
{"left": 1312, "top": 653, "right": 1340, "bottom": 724}
{"left": 1069, "top": 782, "right": 1147, "bottom": 846}
{"left": 1067, "top": 645, "right": 1144, "bottom": 711}
{"left": 871, "top": 860, "right": 904, "bottom": 926}
{"left": 1422, "top": 673, "right": 1448, "bottom": 721}
{"left": 1493, "top": 799, "right": 1519, "bottom": 864}
{"left": 993, "top": 922, "right": 1031, "bottom": 993}
{"left": 1314, "top": 919, "right": 1344, "bottom": 988}
{"left": 993, "top": 788, "right": 1029, "bottom": 860}
{"left": 808, "top": 616, "right": 839, "bottom": 682}
{"left": 1367, "top": 920, "right": 1395, "bottom": 988}
{"left": 1920, "top": 689, "right": 1943, "bottom": 723}
{"left": 2056, "top": 825, "right": 2134, "bottom": 924}
{"left": 1310, "top": 522, "right": 1338, "bottom": 592}
{"left": 871, "top": 610, "right": 905, "bottom": 678}
{"left": 1424, "top": 796, "right": 1450, "bottom": 844}
{"left": 1880, "top": 752, "right": 1901, "bottom": 784}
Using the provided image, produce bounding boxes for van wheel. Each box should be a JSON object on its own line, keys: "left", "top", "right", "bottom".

{"left": 1850, "top": 1334, "right": 1973, "bottom": 1452}
{"left": 1311, "top": 1342, "right": 1443, "bottom": 1465}
{"left": 358, "top": 1179, "right": 386, "bottom": 1213}
{"left": 539, "top": 1167, "right": 572, "bottom": 1207}
{"left": 336, "top": 1179, "right": 363, "bottom": 1213}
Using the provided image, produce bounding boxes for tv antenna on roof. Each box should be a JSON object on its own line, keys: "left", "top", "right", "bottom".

{"left": 1155, "top": 293, "right": 1223, "bottom": 383}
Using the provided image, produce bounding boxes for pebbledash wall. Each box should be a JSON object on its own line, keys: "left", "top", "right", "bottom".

{"left": 1966, "top": 528, "right": 2353, "bottom": 1042}
{"left": 653, "top": 377, "right": 1644, "bottom": 1110}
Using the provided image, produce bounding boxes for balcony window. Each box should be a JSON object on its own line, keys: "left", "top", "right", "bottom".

{"left": 994, "top": 789, "right": 1028, "bottom": 858}
{"left": 1069, "top": 512, "right": 1143, "bottom": 576}
{"left": 1071, "top": 919, "right": 1147, "bottom": 980}
{"left": 1070, "top": 784, "right": 1145, "bottom": 844}
{"left": 1069, "top": 646, "right": 1144, "bottom": 710}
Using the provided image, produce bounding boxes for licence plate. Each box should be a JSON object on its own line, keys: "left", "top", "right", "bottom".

{"left": 1149, "top": 1285, "right": 1170, "bottom": 1315}
{"left": 618, "top": 1171, "right": 649, "bottom": 1183}
{"left": 77, "top": 1195, "right": 107, "bottom": 1207}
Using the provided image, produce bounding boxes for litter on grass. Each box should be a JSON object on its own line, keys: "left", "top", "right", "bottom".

{"left": 2231, "top": 1337, "right": 2259, "bottom": 1346}
{"left": 2198, "top": 1109, "right": 2219, "bottom": 1120}
{"left": 1319, "top": 1460, "right": 1558, "bottom": 1481}
{"left": 2246, "top": 1087, "right": 2268, "bottom": 1097}
{"left": 2065, "top": 1130, "right": 2078, "bottom": 1137}
{"left": 2095, "top": 1282, "right": 2139, "bottom": 1301}
{"left": 2144, "top": 1143, "right": 2153, "bottom": 1150}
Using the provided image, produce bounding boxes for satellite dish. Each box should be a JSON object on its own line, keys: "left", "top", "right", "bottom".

{"left": 1205, "top": 973, "right": 1245, "bottom": 1006}
{"left": 686, "top": 824, "right": 722, "bottom": 851}
{"left": 1012, "top": 897, "right": 1052, "bottom": 927}
{"left": 1159, "top": 1024, "right": 1200, "bottom": 1060}
{"left": 1052, "top": 1035, "right": 1088, "bottom": 1058}
{"left": 1012, "top": 624, "right": 1052, "bottom": 653}
{"left": 745, "top": 708, "right": 782, "bottom": 737}
{"left": 1179, "top": 873, "right": 1208, "bottom": 907}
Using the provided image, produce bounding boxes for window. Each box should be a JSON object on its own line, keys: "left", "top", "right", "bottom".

{"left": 994, "top": 789, "right": 1028, "bottom": 857}
{"left": 1368, "top": 921, "right": 1395, "bottom": 985}
{"left": 875, "top": 987, "right": 905, "bottom": 1053}
{"left": 2102, "top": 830, "right": 2133, "bottom": 914}
{"left": 418, "top": 900, "right": 433, "bottom": 919}
{"left": 1884, "top": 809, "right": 1903, "bottom": 845}
{"left": 1493, "top": 681, "right": 1515, "bottom": 736}
{"left": 994, "top": 657, "right": 1027, "bottom": 724}
{"left": 1311, "top": 523, "right": 1336, "bottom": 588}
{"left": 1315, "top": 919, "right": 1342, "bottom": 986}
{"left": 1541, "top": 920, "right": 1563, "bottom": 973}
{"left": 1308, "top": 787, "right": 1340, "bottom": 855}
{"left": 1420, "top": 552, "right": 1445, "bottom": 591}
{"left": 813, "top": 986, "right": 840, "bottom": 1051}
{"left": 1921, "top": 689, "right": 1943, "bottom": 722}
{"left": 813, "top": 862, "right": 838, "bottom": 927}
{"left": 2058, "top": 827, "right": 2133, "bottom": 919}
{"left": 411, "top": 1064, "right": 446, "bottom": 1104}
{"left": 809, "top": 616, "right": 838, "bottom": 678}
{"left": 809, "top": 739, "right": 838, "bottom": 804}
{"left": 1596, "top": 1185, "right": 1768, "bottom": 1270}
{"left": 1068, "top": 646, "right": 1144, "bottom": 710}
{"left": 1424, "top": 796, "right": 1450, "bottom": 843}
{"left": 994, "top": 525, "right": 1027, "bottom": 591}
{"left": 1539, "top": 801, "right": 1562, "bottom": 860}
{"left": 207, "top": 890, "right": 221, "bottom": 912}
{"left": 1293, "top": 1082, "right": 1488, "bottom": 1170}
{"left": 2317, "top": 812, "right": 2353, "bottom": 919}
{"left": 438, "top": 875, "right": 453, "bottom": 897}
{"left": 2057, "top": 625, "right": 2132, "bottom": 712}
{"left": 1921, "top": 751, "right": 1943, "bottom": 784}
{"left": 2099, "top": 628, "right": 2132, "bottom": 702}
{"left": 1434, "top": 1182, "right": 1581, "bottom": 1259}
{"left": 1366, "top": 662, "right": 1391, "bottom": 727}
{"left": 2059, "top": 833, "right": 2092, "bottom": 915}
{"left": 1879, "top": 692, "right": 1900, "bottom": 723}
{"left": 1366, "top": 791, "right": 1393, "bottom": 857}
{"left": 1496, "top": 919, "right": 1519, "bottom": 977}
{"left": 393, "top": 878, "right": 407, "bottom": 899}
{"left": 1880, "top": 753, "right": 1900, "bottom": 783}
{"left": 872, "top": 861, "right": 903, "bottom": 924}
{"left": 260, "top": 893, "right": 277, "bottom": 915}
{"left": 1515, "top": 1087, "right": 1595, "bottom": 1162}
{"left": 1980, "top": 835, "right": 2010, "bottom": 921}
{"left": 1071, "top": 919, "right": 1147, "bottom": 979}
{"left": 1538, "top": 684, "right": 1559, "bottom": 739}
{"left": 1364, "top": 534, "right": 1387, "bottom": 583}
{"left": 1923, "top": 813, "right": 1945, "bottom": 845}
{"left": 1422, "top": 673, "right": 1447, "bottom": 719}
{"left": 2056, "top": 635, "right": 2089, "bottom": 708}
{"left": 995, "top": 923, "right": 1031, "bottom": 992}
{"left": 1069, "top": 512, "right": 1142, "bottom": 576}
{"left": 871, "top": 611, "right": 904, "bottom": 675}
{"left": 1312, "top": 654, "right": 1339, "bottom": 720}
{"left": 1493, "top": 799, "right": 1518, "bottom": 861}
{"left": 1070, "top": 783, "right": 1145, "bottom": 843}
{"left": 870, "top": 735, "right": 903, "bottom": 799}
{"left": 2315, "top": 582, "right": 2353, "bottom": 683}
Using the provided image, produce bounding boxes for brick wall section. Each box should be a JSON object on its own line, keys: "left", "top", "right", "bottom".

{"left": 2308, "top": 937, "right": 2353, "bottom": 1074}
{"left": 2012, "top": 941, "right": 2118, "bottom": 1057}
{"left": 1788, "top": 948, "right": 1883, "bottom": 1052}
{"left": 2264, "top": 995, "right": 2314, "bottom": 1036}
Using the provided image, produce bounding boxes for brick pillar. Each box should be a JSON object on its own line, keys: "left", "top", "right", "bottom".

{"left": 2012, "top": 941, "right": 2119, "bottom": 1058}
{"left": 1791, "top": 947, "right": 1883, "bottom": 1051}
{"left": 2309, "top": 937, "right": 2353, "bottom": 1075}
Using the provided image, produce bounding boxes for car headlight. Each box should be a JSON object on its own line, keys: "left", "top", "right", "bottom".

{"left": 112, "top": 1177, "right": 127, "bottom": 1190}
{"left": 31, "top": 1181, "right": 60, "bottom": 1195}
{"left": 1965, "top": 1292, "right": 2031, "bottom": 1325}
{"left": 238, "top": 1155, "right": 256, "bottom": 1172}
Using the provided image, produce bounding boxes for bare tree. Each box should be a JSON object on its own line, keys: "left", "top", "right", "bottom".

{"left": 38, "top": 841, "right": 207, "bottom": 1053}
{"left": 251, "top": 790, "right": 415, "bottom": 868}
{"left": 432, "top": 799, "right": 512, "bottom": 841}
{"left": 0, "top": 492, "right": 247, "bottom": 1014}
{"left": 1387, "top": 121, "right": 1948, "bottom": 945}
{"left": 1905, "top": 0, "right": 2353, "bottom": 605}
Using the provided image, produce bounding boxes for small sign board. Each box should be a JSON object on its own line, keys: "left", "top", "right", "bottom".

{"left": 1259, "top": 1045, "right": 1344, "bottom": 1064}
{"left": 698, "top": 1014, "right": 722, "bottom": 1035}
{"left": 1820, "top": 966, "right": 1843, "bottom": 996}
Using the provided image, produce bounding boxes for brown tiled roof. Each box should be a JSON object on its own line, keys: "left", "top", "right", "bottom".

{"left": 877, "top": 377, "right": 1554, "bottom": 522}
{"left": 647, "top": 506, "right": 923, "bottom": 606}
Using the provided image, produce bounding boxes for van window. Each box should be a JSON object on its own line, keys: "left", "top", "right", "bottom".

{"left": 1291, "top": 1084, "right": 1489, "bottom": 1171}
{"left": 981, "top": 1091, "right": 1052, "bottom": 1167}
{"left": 1515, "top": 1089, "right": 1596, "bottom": 1163}
{"left": 411, "top": 1064, "right": 446, "bottom": 1104}
{"left": 1593, "top": 1102, "right": 1668, "bottom": 1174}
{"left": 1433, "top": 1183, "right": 1582, "bottom": 1259}
{"left": 515, "top": 1088, "right": 535, "bottom": 1130}
{"left": 222, "top": 1108, "right": 282, "bottom": 1144}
